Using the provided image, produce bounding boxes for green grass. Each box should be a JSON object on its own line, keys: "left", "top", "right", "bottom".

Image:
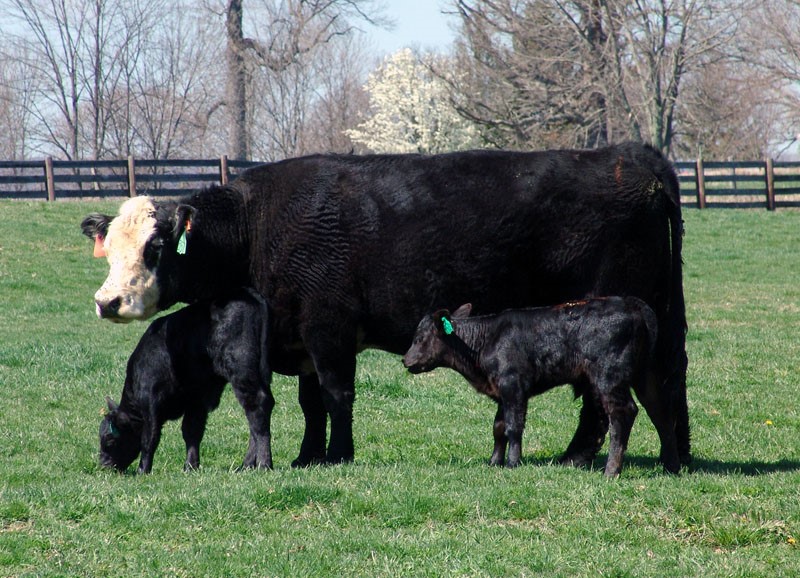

{"left": 1, "top": 200, "right": 799, "bottom": 576}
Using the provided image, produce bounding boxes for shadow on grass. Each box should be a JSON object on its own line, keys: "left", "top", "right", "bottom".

{"left": 549, "top": 453, "right": 800, "bottom": 477}
{"left": 444, "top": 453, "right": 800, "bottom": 477}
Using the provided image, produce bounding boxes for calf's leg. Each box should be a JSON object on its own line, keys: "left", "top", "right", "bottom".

{"left": 601, "top": 386, "right": 638, "bottom": 477}
{"left": 232, "top": 380, "right": 275, "bottom": 469}
{"left": 489, "top": 404, "right": 507, "bottom": 466}
{"left": 137, "top": 419, "right": 163, "bottom": 474}
{"left": 181, "top": 407, "right": 209, "bottom": 471}
{"left": 499, "top": 375, "right": 528, "bottom": 468}
{"left": 560, "top": 387, "right": 608, "bottom": 468}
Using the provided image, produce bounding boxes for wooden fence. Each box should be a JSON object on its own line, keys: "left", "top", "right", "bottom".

{"left": 0, "top": 156, "right": 260, "bottom": 201}
{"left": 674, "top": 159, "right": 800, "bottom": 209}
{"left": 2, "top": 156, "right": 800, "bottom": 209}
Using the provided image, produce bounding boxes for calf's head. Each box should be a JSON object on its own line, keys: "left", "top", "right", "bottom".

{"left": 99, "top": 398, "right": 142, "bottom": 472}
{"left": 403, "top": 303, "right": 472, "bottom": 373}
{"left": 81, "top": 196, "right": 195, "bottom": 322}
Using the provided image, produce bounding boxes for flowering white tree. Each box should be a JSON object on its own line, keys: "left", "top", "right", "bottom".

{"left": 348, "top": 48, "right": 481, "bottom": 154}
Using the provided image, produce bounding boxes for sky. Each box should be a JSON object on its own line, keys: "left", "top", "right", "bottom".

{"left": 367, "top": 0, "right": 457, "bottom": 55}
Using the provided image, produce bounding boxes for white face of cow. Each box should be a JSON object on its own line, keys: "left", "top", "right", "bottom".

{"left": 94, "top": 196, "right": 162, "bottom": 322}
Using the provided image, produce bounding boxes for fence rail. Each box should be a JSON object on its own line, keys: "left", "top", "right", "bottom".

{"left": 0, "top": 156, "right": 260, "bottom": 201}
{"left": 2, "top": 156, "right": 800, "bottom": 208}
{"left": 674, "top": 159, "right": 800, "bottom": 209}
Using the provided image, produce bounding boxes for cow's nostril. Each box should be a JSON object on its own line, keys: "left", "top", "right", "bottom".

{"left": 97, "top": 297, "right": 122, "bottom": 318}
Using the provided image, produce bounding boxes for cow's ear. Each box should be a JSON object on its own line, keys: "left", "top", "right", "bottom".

{"left": 452, "top": 303, "right": 472, "bottom": 319}
{"left": 81, "top": 214, "right": 112, "bottom": 240}
{"left": 172, "top": 204, "right": 197, "bottom": 240}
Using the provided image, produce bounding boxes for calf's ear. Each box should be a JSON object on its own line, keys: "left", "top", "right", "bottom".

{"left": 452, "top": 303, "right": 472, "bottom": 318}
{"left": 435, "top": 311, "right": 455, "bottom": 335}
{"left": 105, "top": 396, "right": 119, "bottom": 413}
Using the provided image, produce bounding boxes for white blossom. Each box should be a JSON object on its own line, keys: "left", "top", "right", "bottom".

{"left": 347, "top": 49, "right": 481, "bottom": 154}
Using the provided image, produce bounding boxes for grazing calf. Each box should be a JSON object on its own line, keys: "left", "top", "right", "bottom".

{"left": 99, "top": 288, "right": 273, "bottom": 473}
{"left": 403, "top": 297, "right": 680, "bottom": 476}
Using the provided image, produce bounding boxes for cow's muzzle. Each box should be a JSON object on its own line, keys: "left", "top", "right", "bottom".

{"left": 95, "top": 297, "right": 125, "bottom": 321}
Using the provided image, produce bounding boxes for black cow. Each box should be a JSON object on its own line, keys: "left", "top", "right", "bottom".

{"left": 99, "top": 288, "right": 273, "bottom": 473}
{"left": 82, "top": 142, "right": 688, "bottom": 468}
{"left": 403, "top": 297, "right": 674, "bottom": 476}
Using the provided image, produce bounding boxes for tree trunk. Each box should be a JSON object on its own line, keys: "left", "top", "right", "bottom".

{"left": 226, "top": 0, "right": 249, "bottom": 160}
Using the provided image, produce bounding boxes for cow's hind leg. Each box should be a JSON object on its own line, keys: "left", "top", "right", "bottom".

{"left": 673, "top": 351, "right": 691, "bottom": 465}
{"left": 560, "top": 386, "right": 608, "bottom": 468}
{"left": 635, "top": 371, "right": 680, "bottom": 474}
{"left": 489, "top": 403, "right": 507, "bottom": 466}
{"left": 292, "top": 374, "right": 328, "bottom": 467}
{"left": 602, "top": 386, "right": 638, "bottom": 477}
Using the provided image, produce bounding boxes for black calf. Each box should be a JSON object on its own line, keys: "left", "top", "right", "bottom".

{"left": 403, "top": 297, "right": 680, "bottom": 476}
{"left": 99, "top": 288, "right": 273, "bottom": 473}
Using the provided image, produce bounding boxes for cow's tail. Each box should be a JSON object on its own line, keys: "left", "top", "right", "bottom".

{"left": 661, "top": 160, "right": 691, "bottom": 464}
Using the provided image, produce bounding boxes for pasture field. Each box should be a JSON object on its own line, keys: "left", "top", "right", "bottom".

{"left": 1, "top": 200, "right": 799, "bottom": 577}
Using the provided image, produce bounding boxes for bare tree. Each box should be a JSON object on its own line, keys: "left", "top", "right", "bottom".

{"left": 125, "top": 12, "right": 223, "bottom": 159}
{"left": 732, "top": 0, "right": 800, "bottom": 158}
{"left": 221, "top": 0, "right": 387, "bottom": 160}
{"left": 0, "top": 40, "right": 39, "bottom": 159}
{"left": 449, "top": 0, "right": 743, "bottom": 157}
{"left": 303, "top": 34, "right": 370, "bottom": 154}
{"left": 1, "top": 0, "right": 171, "bottom": 159}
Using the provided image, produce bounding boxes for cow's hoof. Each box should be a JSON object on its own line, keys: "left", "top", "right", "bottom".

{"left": 323, "top": 454, "right": 354, "bottom": 466}
{"left": 558, "top": 452, "right": 594, "bottom": 468}
{"left": 291, "top": 454, "right": 326, "bottom": 468}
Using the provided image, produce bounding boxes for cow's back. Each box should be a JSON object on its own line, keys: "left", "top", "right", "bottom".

{"left": 236, "top": 144, "right": 677, "bottom": 354}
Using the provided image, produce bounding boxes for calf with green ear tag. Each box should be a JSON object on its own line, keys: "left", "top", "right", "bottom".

{"left": 98, "top": 288, "right": 273, "bottom": 474}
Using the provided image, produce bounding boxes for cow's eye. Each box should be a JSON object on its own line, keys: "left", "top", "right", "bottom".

{"left": 143, "top": 238, "right": 164, "bottom": 269}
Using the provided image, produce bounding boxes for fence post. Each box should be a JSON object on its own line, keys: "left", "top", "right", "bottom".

{"left": 765, "top": 157, "right": 775, "bottom": 211}
{"left": 219, "top": 155, "right": 229, "bottom": 185}
{"left": 127, "top": 156, "right": 137, "bottom": 197}
{"left": 44, "top": 156, "right": 55, "bottom": 201}
{"left": 695, "top": 157, "right": 706, "bottom": 209}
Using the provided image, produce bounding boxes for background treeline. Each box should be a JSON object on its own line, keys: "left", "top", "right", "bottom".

{"left": 1, "top": 0, "right": 799, "bottom": 163}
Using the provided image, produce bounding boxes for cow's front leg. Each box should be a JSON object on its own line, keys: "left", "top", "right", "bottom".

{"left": 292, "top": 374, "right": 328, "bottom": 467}
{"left": 304, "top": 320, "right": 358, "bottom": 465}
{"left": 489, "top": 403, "right": 507, "bottom": 466}
{"left": 560, "top": 388, "right": 608, "bottom": 468}
{"left": 181, "top": 406, "right": 209, "bottom": 471}
{"left": 317, "top": 360, "right": 357, "bottom": 465}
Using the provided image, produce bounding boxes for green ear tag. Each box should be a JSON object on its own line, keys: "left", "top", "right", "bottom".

{"left": 176, "top": 229, "right": 187, "bottom": 255}
{"left": 441, "top": 317, "right": 454, "bottom": 335}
